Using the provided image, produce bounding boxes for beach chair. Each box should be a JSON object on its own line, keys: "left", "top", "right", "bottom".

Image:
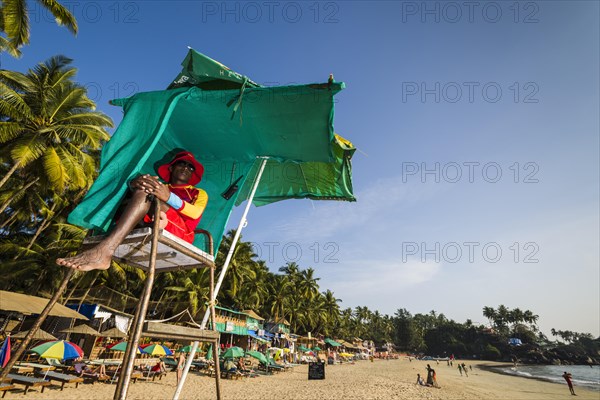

{"left": 5, "top": 373, "right": 51, "bottom": 395}
{"left": 0, "top": 383, "right": 15, "bottom": 398}
{"left": 46, "top": 358, "right": 73, "bottom": 373}
{"left": 161, "top": 357, "right": 178, "bottom": 368}
{"left": 34, "top": 370, "right": 84, "bottom": 390}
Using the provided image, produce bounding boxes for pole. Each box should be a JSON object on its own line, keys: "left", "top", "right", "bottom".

{"left": 113, "top": 199, "right": 160, "bottom": 400}
{"left": 172, "top": 157, "right": 268, "bottom": 400}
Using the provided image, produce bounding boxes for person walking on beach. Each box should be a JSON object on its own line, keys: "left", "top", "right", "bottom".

{"left": 462, "top": 363, "right": 468, "bottom": 377}
{"left": 57, "top": 151, "right": 207, "bottom": 271}
{"left": 562, "top": 371, "right": 576, "bottom": 396}
{"left": 458, "top": 364, "right": 463, "bottom": 376}
{"left": 426, "top": 364, "right": 434, "bottom": 385}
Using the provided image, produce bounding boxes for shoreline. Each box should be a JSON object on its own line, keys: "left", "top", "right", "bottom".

{"left": 478, "top": 361, "right": 600, "bottom": 392}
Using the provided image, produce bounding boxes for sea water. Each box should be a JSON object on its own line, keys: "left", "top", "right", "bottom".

{"left": 495, "top": 364, "right": 600, "bottom": 391}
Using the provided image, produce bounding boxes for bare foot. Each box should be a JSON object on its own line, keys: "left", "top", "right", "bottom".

{"left": 56, "top": 247, "right": 113, "bottom": 271}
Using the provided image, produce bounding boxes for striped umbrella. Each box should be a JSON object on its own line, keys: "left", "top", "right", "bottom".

{"left": 30, "top": 340, "right": 83, "bottom": 360}
{"left": 108, "top": 341, "right": 141, "bottom": 354}
{"left": 141, "top": 344, "right": 173, "bottom": 356}
{"left": 0, "top": 336, "right": 11, "bottom": 367}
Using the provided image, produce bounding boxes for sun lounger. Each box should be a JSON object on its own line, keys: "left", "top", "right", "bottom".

{"left": 191, "top": 361, "right": 208, "bottom": 371}
{"left": 46, "top": 358, "right": 74, "bottom": 373}
{"left": 220, "top": 369, "right": 242, "bottom": 380}
{"left": 160, "top": 357, "right": 178, "bottom": 368}
{"left": 0, "top": 383, "right": 15, "bottom": 398}
{"left": 5, "top": 373, "right": 51, "bottom": 395}
{"left": 34, "top": 371, "right": 84, "bottom": 390}
{"left": 141, "top": 370, "right": 167, "bottom": 381}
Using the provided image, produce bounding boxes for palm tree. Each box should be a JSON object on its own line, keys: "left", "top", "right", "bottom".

{"left": 298, "top": 267, "right": 320, "bottom": 300}
{"left": 0, "top": 55, "right": 112, "bottom": 194}
{"left": 278, "top": 261, "right": 300, "bottom": 277}
{"left": 321, "top": 289, "right": 341, "bottom": 335}
{"left": 234, "top": 260, "right": 269, "bottom": 310}
{"left": 1, "top": 0, "right": 78, "bottom": 57}
{"left": 216, "top": 230, "right": 258, "bottom": 300}
{"left": 0, "top": 220, "right": 84, "bottom": 295}
{"left": 482, "top": 306, "right": 496, "bottom": 328}
{"left": 267, "top": 274, "right": 291, "bottom": 320}
{"left": 161, "top": 268, "right": 210, "bottom": 316}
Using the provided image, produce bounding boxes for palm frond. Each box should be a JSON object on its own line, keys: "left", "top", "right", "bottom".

{"left": 2, "top": 0, "right": 30, "bottom": 48}
{"left": 10, "top": 133, "right": 46, "bottom": 165}
{"left": 42, "top": 146, "right": 67, "bottom": 192}
{"left": 37, "top": 0, "right": 78, "bottom": 34}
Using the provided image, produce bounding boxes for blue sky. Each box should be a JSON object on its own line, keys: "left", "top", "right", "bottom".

{"left": 3, "top": 1, "right": 598, "bottom": 337}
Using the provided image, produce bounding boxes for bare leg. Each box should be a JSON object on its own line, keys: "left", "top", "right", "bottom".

{"left": 56, "top": 189, "right": 153, "bottom": 271}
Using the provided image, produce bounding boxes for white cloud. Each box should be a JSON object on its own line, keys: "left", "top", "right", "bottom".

{"left": 275, "top": 175, "right": 447, "bottom": 242}
{"left": 325, "top": 258, "right": 442, "bottom": 300}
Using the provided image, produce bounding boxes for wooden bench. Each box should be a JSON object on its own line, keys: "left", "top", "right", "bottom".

{"left": 0, "top": 383, "right": 15, "bottom": 398}
{"left": 5, "top": 374, "right": 51, "bottom": 395}
{"left": 35, "top": 371, "right": 84, "bottom": 390}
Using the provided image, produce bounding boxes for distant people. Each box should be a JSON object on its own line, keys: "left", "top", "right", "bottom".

{"left": 151, "top": 360, "right": 167, "bottom": 373}
{"left": 462, "top": 363, "right": 468, "bottom": 377}
{"left": 176, "top": 353, "right": 186, "bottom": 384}
{"left": 426, "top": 364, "right": 434, "bottom": 386}
{"left": 469, "top": 365, "right": 472, "bottom": 371}
{"left": 447, "top": 359, "right": 450, "bottom": 366}
{"left": 416, "top": 373, "right": 426, "bottom": 386}
{"left": 562, "top": 371, "right": 576, "bottom": 396}
{"left": 236, "top": 358, "right": 248, "bottom": 372}
{"left": 458, "top": 364, "right": 463, "bottom": 376}
{"left": 224, "top": 359, "right": 237, "bottom": 373}
{"left": 80, "top": 364, "right": 109, "bottom": 380}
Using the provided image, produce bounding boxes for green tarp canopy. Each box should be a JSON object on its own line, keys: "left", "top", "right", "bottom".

{"left": 68, "top": 49, "right": 355, "bottom": 253}
{"left": 325, "top": 338, "right": 342, "bottom": 347}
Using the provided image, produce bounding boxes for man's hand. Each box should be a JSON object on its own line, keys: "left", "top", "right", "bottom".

{"left": 130, "top": 175, "right": 171, "bottom": 202}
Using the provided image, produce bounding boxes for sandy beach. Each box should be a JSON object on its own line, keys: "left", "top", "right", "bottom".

{"left": 2, "top": 359, "right": 597, "bottom": 400}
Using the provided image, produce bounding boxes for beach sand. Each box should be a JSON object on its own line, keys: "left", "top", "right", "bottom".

{"left": 3, "top": 359, "right": 597, "bottom": 399}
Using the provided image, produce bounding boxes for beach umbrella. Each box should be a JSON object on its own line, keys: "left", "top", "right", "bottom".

{"left": 100, "top": 327, "right": 127, "bottom": 338}
{"left": 177, "top": 345, "right": 195, "bottom": 353}
{"left": 30, "top": 340, "right": 83, "bottom": 360}
{"left": 11, "top": 329, "right": 57, "bottom": 340}
{"left": 141, "top": 343, "right": 173, "bottom": 356}
{"left": 60, "top": 324, "right": 101, "bottom": 336}
{"left": 221, "top": 346, "right": 244, "bottom": 359}
{"left": 297, "top": 345, "right": 310, "bottom": 352}
{"left": 313, "top": 347, "right": 321, "bottom": 351}
{"left": 108, "top": 341, "right": 141, "bottom": 354}
{"left": 245, "top": 350, "right": 267, "bottom": 365}
{"left": 0, "top": 336, "right": 10, "bottom": 368}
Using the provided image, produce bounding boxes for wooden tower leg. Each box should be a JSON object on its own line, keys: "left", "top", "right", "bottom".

{"left": 113, "top": 200, "right": 160, "bottom": 400}
{"left": 0, "top": 268, "right": 74, "bottom": 380}
{"left": 209, "top": 265, "right": 221, "bottom": 400}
